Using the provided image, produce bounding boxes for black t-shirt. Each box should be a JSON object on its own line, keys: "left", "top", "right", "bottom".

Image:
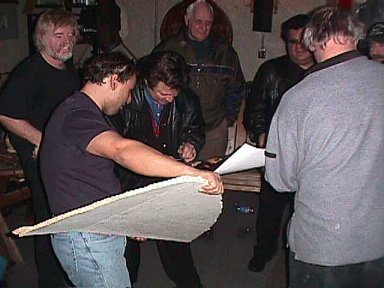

{"left": 0, "top": 53, "right": 80, "bottom": 157}
{"left": 0, "top": 53, "right": 80, "bottom": 131}
{"left": 40, "top": 92, "right": 121, "bottom": 214}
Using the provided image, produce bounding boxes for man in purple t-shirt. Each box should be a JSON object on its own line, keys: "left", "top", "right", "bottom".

{"left": 40, "top": 52, "right": 224, "bottom": 288}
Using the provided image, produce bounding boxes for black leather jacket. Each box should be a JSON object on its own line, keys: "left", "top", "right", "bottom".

{"left": 108, "top": 83, "right": 205, "bottom": 190}
{"left": 243, "top": 55, "right": 306, "bottom": 143}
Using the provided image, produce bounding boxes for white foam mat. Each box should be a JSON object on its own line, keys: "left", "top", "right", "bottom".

{"left": 13, "top": 176, "right": 223, "bottom": 242}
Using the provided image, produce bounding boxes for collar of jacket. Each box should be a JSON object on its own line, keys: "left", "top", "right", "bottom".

{"left": 130, "top": 83, "right": 155, "bottom": 111}
{"left": 177, "top": 28, "right": 227, "bottom": 50}
{"left": 306, "top": 50, "right": 362, "bottom": 76}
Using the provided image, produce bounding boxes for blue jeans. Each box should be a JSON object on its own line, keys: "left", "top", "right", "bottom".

{"left": 51, "top": 232, "right": 130, "bottom": 288}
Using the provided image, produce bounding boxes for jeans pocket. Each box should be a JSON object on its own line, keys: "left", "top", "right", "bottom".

{"left": 52, "top": 232, "right": 72, "bottom": 240}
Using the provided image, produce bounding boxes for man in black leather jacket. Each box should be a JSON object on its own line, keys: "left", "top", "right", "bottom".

{"left": 243, "top": 14, "right": 314, "bottom": 272}
{"left": 109, "top": 51, "right": 205, "bottom": 288}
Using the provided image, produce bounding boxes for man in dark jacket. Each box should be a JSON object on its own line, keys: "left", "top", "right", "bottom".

{"left": 109, "top": 51, "right": 205, "bottom": 288}
{"left": 243, "top": 14, "right": 314, "bottom": 272}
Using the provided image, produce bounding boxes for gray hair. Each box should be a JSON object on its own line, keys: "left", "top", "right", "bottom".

{"left": 303, "top": 5, "right": 365, "bottom": 51}
{"left": 185, "top": 0, "right": 214, "bottom": 19}
{"left": 33, "top": 9, "right": 79, "bottom": 52}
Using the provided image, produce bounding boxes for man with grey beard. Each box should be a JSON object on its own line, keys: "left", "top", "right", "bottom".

{"left": 0, "top": 9, "right": 80, "bottom": 288}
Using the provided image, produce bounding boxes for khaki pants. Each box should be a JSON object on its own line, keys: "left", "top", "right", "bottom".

{"left": 198, "top": 118, "right": 228, "bottom": 160}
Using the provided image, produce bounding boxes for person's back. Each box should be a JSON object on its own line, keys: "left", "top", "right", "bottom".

{"left": 273, "top": 54, "right": 384, "bottom": 265}
{"left": 265, "top": 6, "right": 384, "bottom": 287}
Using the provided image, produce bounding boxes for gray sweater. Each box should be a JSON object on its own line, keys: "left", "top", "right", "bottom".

{"left": 265, "top": 54, "right": 384, "bottom": 266}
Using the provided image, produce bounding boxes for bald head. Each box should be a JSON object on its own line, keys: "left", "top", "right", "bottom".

{"left": 185, "top": 0, "right": 214, "bottom": 41}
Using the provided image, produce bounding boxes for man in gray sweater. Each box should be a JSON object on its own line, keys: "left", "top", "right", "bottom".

{"left": 265, "top": 5, "right": 384, "bottom": 287}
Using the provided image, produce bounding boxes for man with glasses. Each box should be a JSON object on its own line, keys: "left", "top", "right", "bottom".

{"left": 244, "top": 14, "right": 314, "bottom": 272}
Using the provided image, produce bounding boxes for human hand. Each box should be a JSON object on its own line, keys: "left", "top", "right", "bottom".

{"left": 32, "top": 144, "right": 40, "bottom": 159}
{"left": 194, "top": 170, "right": 224, "bottom": 195}
{"left": 131, "top": 236, "right": 146, "bottom": 242}
{"left": 177, "top": 142, "right": 196, "bottom": 163}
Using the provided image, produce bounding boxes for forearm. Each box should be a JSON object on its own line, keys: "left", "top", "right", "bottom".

{"left": 0, "top": 115, "right": 42, "bottom": 146}
{"left": 88, "top": 131, "right": 223, "bottom": 194}
{"left": 115, "top": 140, "right": 197, "bottom": 178}
{"left": 120, "top": 145, "right": 222, "bottom": 195}
{"left": 88, "top": 131, "right": 198, "bottom": 179}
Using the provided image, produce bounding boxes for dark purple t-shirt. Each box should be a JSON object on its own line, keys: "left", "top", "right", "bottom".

{"left": 40, "top": 92, "right": 121, "bottom": 215}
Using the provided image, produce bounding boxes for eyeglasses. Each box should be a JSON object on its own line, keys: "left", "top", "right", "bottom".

{"left": 287, "top": 39, "right": 305, "bottom": 46}
{"left": 370, "top": 54, "right": 384, "bottom": 63}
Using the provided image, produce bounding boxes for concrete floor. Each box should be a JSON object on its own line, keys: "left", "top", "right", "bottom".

{"left": 4, "top": 191, "right": 288, "bottom": 288}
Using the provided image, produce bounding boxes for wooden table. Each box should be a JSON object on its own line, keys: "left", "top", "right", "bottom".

{"left": 0, "top": 148, "right": 31, "bottom": 264}
{"left": 221, "top": 169, "right": 262, "bottom": 193}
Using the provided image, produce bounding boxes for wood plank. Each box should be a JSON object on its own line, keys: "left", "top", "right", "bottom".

{"left": 222, "top": 169, "right": 261, "bottom": 193}
{"left": 0, "top": 187, "right": 31, "bottom": 209}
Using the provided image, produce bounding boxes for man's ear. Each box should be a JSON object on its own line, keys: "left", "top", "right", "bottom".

{"left": 184, "top": 15, "right": 189, "bottom": 27}
{"left": 110, "top": 74, "right": 119, "bottom": 90}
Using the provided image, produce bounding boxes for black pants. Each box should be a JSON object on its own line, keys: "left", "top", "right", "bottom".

{"left": 254, "top": 177, "right": 294, "bottom": 260}
{"left": 11, "top": 137, "right": 69, "bottom": 288}
{"left": 289, "top": 250, "right": 384, "bottom": 288}
{"left": 125, "top": 239, "right": 202, "bottom": 288}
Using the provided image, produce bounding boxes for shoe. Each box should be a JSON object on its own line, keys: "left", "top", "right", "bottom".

{"left": 248, "top": 245, "right": 277, "bottom": 273}
{"left": 248, "top": 254, "right": 268, "bottom": 272}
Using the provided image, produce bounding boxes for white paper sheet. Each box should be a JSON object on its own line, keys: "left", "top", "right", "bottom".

{"left": 214, "top": 143, "right": 265, "bottom": 175}
{"left": 12, "top": 176, "right": 223, "bottom": 243}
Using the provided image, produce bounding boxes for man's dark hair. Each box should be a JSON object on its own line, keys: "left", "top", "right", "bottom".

{"left": 83, "top": 52, "right": 135, "bottom": 85}
{"left": 136, "top": 51, "right": 190, "bottom": 91}
{"left": 281, "top": 14, "right": 310, "bottom": 42}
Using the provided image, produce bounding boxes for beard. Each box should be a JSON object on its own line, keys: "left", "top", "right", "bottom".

{"left": 54, "top": 51, "right": 73, "bottom": 62}
{"left": 44, "top": 44, "right": 74, "bottom": 62}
